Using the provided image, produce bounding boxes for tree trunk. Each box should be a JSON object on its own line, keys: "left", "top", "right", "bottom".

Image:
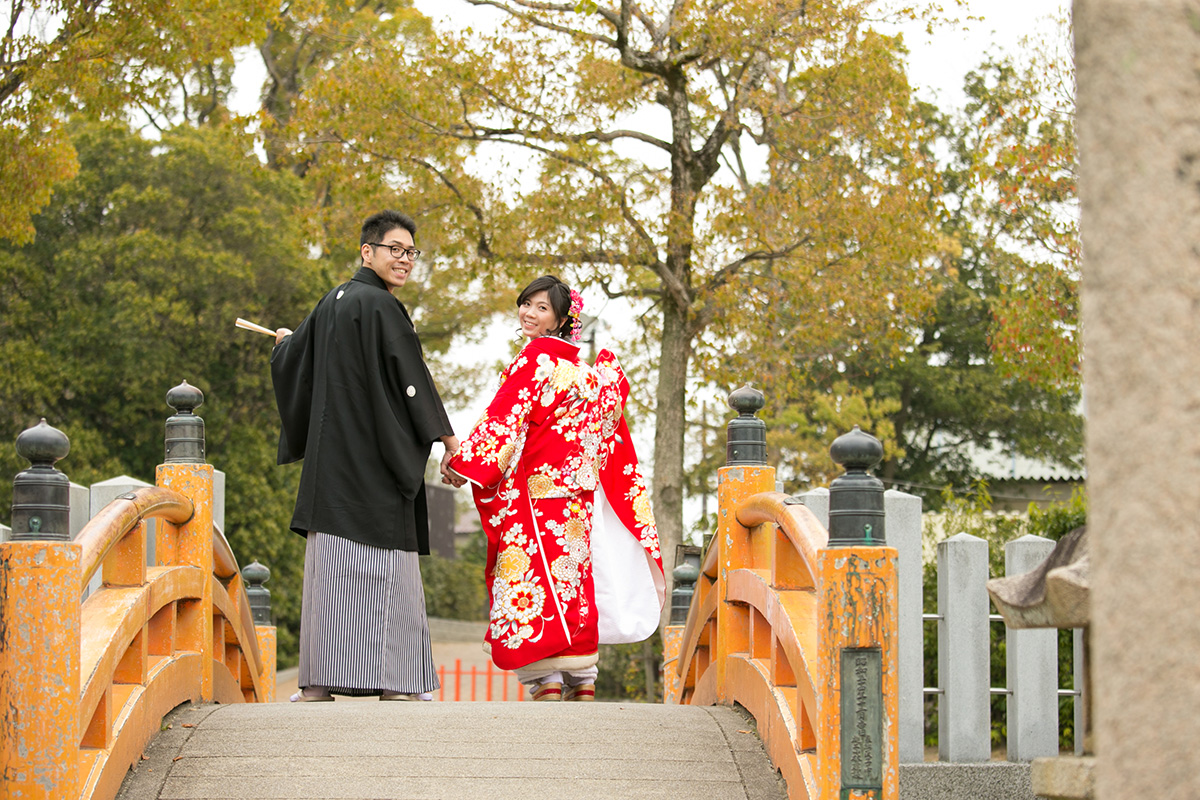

{"left": 652, "top": 293, "right": 692, "bottom": 629}
{"left": 642, "top": 637, "right": 657, "bottom": 701}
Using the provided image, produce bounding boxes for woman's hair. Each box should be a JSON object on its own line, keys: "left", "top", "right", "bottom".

{"left": 517, "top": 275, "right": 577, "bottom": 340}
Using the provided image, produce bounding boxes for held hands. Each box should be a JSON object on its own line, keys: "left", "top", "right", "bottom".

{"left": 275, "top": 327, "right": 293, "bottom": 345}
{"left": 439, "top": 436, "right": 467, "bottom": 487}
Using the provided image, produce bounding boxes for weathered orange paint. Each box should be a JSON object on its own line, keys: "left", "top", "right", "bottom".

{"left": 211, "top": 578, "right": 264, "bottom": 694}
{"left": 80, "top": 652, "right": 203, "bottom": 800}
{"left": 715, "top": 464, "right": 775, "bottom": 703}
{"left": 815, "top": 548, "right": 899, "bottom": 800}
{"left": 0, "top": 541, "right": 81, "bottom": 800}
{"left": 671, "top": 460, "right": 900, "bottom": 800}
{"left": 211, "top": 528, "right": 239, "bottom": 580}
{"left": 76, "top": 488, "right": 191, "bottom": 592}
{"left": 102, "top": 519, "right": 146, "bottom": 588}
{"left": 148, "top": 601, "right": 176, "bottom": 656}
{"left": 662, "top": 625, "right": 685, "bottom": 704}
{"left": 156, "top": 462, "right": 214, "bottom": 702}
{"left": 2, "top": 445, "right": 276, "bottom": 800}
{"left": 255, "top": 624, "right": 277, "bottom": 703}
{"left": 80, "top": 585, "right": 149, "bottom": 736}
{"left": 725, "top": 566, "right": 819, "bottom": 730}
{"left": 727, "top": 654, "right": 814, "bottom": 798}
{"left": 736, "top": 492, "right": 828, "bottom": 588}
{"left": 212, "top": 652, "right": 244, "bottom": 704}
{"left": 154, "top": 519, "right": 180, "bottom": 567}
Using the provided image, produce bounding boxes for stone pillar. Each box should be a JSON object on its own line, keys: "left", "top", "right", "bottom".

{"left": 1076, "top": 0, "right": 1200, "bottom": 796}
{"left": 937, "top": 533, "right": 990, "bottom": 762}
{"left": 1004, "top": 534, "right": 1058, "bottom": 761}
{"left": 887, "top": 489, "right": 925, "bottom": 763}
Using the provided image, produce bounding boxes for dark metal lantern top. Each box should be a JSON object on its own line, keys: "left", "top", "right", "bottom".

{"left": 672, "top": 561, "right": 700, "bottom": 586}
{"left": 11, "top": 418, "right": 72, "bottom": 541}
{"left": 15, "top": 418, "right": 71, "bottom": 465}
{"left": 829, "top": 425, "right": 884, "bottom": 472}
{"left": 827, "top": 425, "right": 886, "bottom": 547}
{"left": 166, "top": 380, "right": 204, "bottom": 414}
{"left": 728, "top": 384, "right": 766, "bottom": 417}
{"left": 242, "top": 560, "right": 273, "bottom": 625}
{"left": 242, "top": 560, "right": 271, "bottom": 586}
{"left": 726, "top": 383, "right": 767, "bottom": 466}
{"left": 164, "top": 380, "right": 206, "bottom": 464}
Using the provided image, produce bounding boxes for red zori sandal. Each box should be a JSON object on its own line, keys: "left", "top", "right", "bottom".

{"left": 532, "top": 681, "right": 563, "bottom": 701}
{"left": 564, "top": 683, "right": 595, "bottom": 702}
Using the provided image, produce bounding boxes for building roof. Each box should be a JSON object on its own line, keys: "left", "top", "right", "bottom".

{"left": 970, "top": 444, "right": 1085, "bottom": 483}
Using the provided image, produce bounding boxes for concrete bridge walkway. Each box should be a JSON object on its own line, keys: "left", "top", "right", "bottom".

{"left": 116, "top": 700, "right": 788, "bottom": 800}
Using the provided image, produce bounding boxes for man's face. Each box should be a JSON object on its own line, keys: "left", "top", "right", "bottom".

{"left": 361, "top": 226, "right": 416, "bottom": 293}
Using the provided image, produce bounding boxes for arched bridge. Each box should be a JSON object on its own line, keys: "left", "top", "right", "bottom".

{"left": 1, "top": 382, "right": 899, "bottom": 800}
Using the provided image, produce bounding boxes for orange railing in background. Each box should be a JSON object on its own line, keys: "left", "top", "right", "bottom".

{"left": 663, "top": 409, "right": 899, "bottom": 800}
{"left": 436, "top": 658, "right": 526, "bottom": 702}
{"left": 0, "top": 388, "right": 276, "bottom": 800}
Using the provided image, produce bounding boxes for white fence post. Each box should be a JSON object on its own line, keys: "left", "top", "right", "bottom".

{"left": 793, "top": 486, "right": 829, "bottom": 528}
{"left": 87, "top": 475, "right": 155, "bottom": 597}
{"left": 213, "top": 468, "right": 226, "bottom": 534}
{"left": 1004, "top": 534, "right": 1059, "bottom": 761}
{"left": 1074, "top": 627, "right": 1087, "bottom": 755}
{"left": 938, "top": 532, "right": 991, "bottom": 762}
{"left": 887, "top": 489, "right": 925, "bottom": 763}
{"left": 69, "top": 481, "right": 88, "bottom": 538}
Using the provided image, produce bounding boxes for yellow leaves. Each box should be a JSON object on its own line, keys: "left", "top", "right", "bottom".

{"left": 0, "top": 124, "right": 79, "bottom": 245}
{"left": 574, "top": 51, "right": 653, "bottom": 116}
{"left": 1, "top": 0, "right": 281, "bottom": 241}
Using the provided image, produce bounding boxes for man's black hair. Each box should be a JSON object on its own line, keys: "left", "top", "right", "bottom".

{"left": 361, "top": 210, "right": 417, "bottom": 247}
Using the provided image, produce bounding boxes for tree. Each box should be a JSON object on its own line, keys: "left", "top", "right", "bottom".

{"left": 283, "top": 0, "right": 948, "bottom": 608}
{"left": 0, "top": 0, "right": 278, "bottom": 243}
{"left": 956, "top": 22, "right": 1079, "bottom": 389}
{"left": 0, "top": 120, "right": 321, "bottom": 661}
{"left": 700, "top": 19, "right": 1082, "bottom": 500}
{"left": 255, "top": 0, "right": 431, "bottom": 172}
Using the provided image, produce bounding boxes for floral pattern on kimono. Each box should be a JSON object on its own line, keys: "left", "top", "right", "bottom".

{"left": 449, "top": 336, "right": 663, "bottom": 671}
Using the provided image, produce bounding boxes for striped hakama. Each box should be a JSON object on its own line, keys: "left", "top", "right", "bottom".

{"left": 298, "top": 532, "right": 440, "bottom": 696}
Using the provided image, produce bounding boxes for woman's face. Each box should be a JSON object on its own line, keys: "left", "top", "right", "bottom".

{"left": 518, "top": 290, "right": 564, "bottom": 339}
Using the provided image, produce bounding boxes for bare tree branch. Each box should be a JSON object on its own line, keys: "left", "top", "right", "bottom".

{"left": 692, "top": 242, "right": 810, "bottom": 331}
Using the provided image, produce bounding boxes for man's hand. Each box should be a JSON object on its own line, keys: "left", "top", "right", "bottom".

{"left": 275, "top": 327, "right": 293, "bottom": 345}
{"left": 439, "top": 435, "right": 466, "bottom": 487}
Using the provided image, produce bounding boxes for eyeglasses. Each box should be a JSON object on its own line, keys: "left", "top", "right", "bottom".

{"left": 368, "top": 243, "right": 422, "bottom": 261}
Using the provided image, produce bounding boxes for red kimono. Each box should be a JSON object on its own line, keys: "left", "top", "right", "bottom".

{"left": 449, "top": 336, "right": 664, "bottom": 672}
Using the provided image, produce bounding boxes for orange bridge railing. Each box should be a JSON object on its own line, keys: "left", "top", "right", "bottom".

{"left": 0, "top": 382, "right": 276, "bottom": 800}
{"left": 663, "top": 386, "right": 899, "bottom": 800}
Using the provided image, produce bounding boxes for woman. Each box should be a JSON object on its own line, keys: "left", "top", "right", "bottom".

{"left": 447, "top": 276, "right": 664, "bottom": 701}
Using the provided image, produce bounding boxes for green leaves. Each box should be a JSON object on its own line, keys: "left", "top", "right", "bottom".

{"left": 0, "top": 0, "right": 280, "bottom": 241}
{"left": 0, "top": 120, "right": 318, "bottom": 662}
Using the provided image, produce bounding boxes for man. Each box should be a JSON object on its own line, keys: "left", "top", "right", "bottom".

{"left": 271, "top": 210, "right": 459, "bottom": 701}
